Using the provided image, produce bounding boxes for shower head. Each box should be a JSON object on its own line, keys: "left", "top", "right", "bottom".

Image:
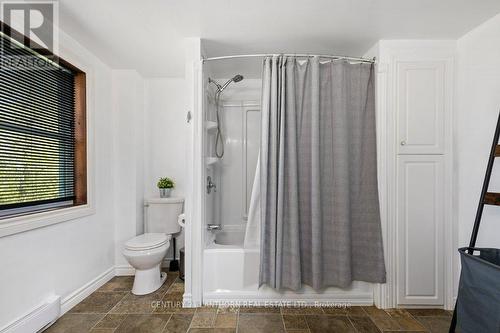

{"left": 209, "top": 74, "right": 244, "bottom": 93}
{"left": 220, "top": 74, "right": 244, "bottom": 91}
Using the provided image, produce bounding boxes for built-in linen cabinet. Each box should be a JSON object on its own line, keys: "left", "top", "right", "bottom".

{"left": 394, "top": 55, "right": 452, "bottom": 306}
{"left": 375, "top": 41, "right": 454, "bottom": 309}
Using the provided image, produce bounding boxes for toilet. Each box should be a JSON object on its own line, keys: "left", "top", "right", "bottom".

{"left": 123, "top": 197, "right": 184, "bottom": 295}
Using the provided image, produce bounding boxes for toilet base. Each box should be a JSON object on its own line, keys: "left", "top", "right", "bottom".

{"left": 132, "top": 265, "right": 167, "bottom": 295}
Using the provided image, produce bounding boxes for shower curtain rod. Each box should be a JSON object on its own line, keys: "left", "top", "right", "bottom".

{"left": 202, "top": 53, "right": 376, "bottom": 63}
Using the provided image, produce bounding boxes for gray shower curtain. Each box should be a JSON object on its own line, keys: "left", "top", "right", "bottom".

{"left": 259, "top": 56, "right": 386, "bottom": 290}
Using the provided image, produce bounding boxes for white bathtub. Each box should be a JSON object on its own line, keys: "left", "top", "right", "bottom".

{"left": 203, "top": 227, "right": 375, "bottom": 306}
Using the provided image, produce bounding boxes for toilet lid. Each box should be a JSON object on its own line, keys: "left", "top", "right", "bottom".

{"left": 125, "top": 233, "right": 169, "bottom": 250}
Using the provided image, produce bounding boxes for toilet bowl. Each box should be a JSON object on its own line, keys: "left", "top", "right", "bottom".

{"left": 123, "top": 233, "right": 171, "bottom": 295}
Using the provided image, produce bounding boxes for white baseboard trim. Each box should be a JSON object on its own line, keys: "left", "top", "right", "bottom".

{"left": 60, "top": 267, "right": 115, "bottom": 315}
{"left": 1, "top": 268, "right": 114, "bottom": 333}
{"left": 203, "top": 291, "right": 374, "bottom": 307}
{"left": 399, "top": 304, "right": 447, "bottom": 309}
{"left": 1, "top": 296, "right": 60, "bottom": 333}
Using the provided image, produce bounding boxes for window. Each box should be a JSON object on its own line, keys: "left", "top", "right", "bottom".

{"left": 0, "top": 23, "right": 86, "bottom": 218}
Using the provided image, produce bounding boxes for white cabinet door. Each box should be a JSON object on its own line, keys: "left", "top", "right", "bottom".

{"left": 397, "top": 61, "right": 447, "bottom": 154}
{"left": 397, "top": 155, "right": 444, "bottom": 306}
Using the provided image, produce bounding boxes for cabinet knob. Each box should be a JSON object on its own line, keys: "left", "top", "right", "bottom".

{"left": 400, "top": 141, "right": 406, "bottom": 146}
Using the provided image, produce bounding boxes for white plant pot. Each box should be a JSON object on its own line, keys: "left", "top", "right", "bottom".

{"left": 159, "top": 188, "right": 172, "bottom": 198}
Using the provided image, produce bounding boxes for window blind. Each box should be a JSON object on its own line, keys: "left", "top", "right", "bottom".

{"left": 0, "top": 32, "right": 76, "bottom": 211}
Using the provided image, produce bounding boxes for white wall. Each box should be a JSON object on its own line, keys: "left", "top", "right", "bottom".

{"left": 455, "top": 13, "right": 500, "bottom": 295}
{"left": 456, "top": 13, "right": 500, "bottom": 249}
{"left": 0, "top": 32, "right": 116, "bottom": 327}
{"left": 112, "top": 70, "right": 146, "bottom": 271}
{"left": 144, "top": 78, "right": 188, "bottom": 260}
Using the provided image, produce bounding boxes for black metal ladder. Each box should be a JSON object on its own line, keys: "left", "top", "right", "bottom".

{"left": 449, "top": 111, "right": 500, "bottom": 332}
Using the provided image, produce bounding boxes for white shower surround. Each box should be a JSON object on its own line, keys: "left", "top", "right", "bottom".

{"left": 204, "top": 95, "right": 261, "bottom": 248}
{"left": 215, "top": 101, "right": 261, "bottom": 229}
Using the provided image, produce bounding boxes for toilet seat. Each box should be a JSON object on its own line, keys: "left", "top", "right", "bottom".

{"left": 125, "top": 233, "right": 170, "bottom": 251}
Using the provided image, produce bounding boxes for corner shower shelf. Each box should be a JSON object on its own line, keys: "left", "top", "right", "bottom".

{"left": 205, "top": 157, "right": 220, "bottom": 166}
{"left": 205, "top": 121, "right": 218, "bottom": 132}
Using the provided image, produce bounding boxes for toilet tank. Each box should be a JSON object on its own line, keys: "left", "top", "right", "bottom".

{"left": 144, "top": 197, "right": 184, "bottom": 234}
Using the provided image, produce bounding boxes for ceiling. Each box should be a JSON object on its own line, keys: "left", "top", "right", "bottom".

{"left": 58, "top": 0, "right": 500, "bottom": 78}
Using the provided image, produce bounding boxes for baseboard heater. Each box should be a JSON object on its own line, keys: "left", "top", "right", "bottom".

{"left": 1, "top": 295, "right": 60, "bottom": 333}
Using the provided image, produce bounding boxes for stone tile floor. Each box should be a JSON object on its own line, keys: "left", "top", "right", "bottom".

{"left": 45, "top": 271, "right": 452, "bottom": 333}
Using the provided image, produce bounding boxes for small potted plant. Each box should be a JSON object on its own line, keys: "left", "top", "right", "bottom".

{"left": 157, "top": 177, "right": 175, "bottom": 198}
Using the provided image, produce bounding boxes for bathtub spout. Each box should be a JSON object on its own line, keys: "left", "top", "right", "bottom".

{"left": 207, "top": 224, "right": 221, "bottom": 231}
